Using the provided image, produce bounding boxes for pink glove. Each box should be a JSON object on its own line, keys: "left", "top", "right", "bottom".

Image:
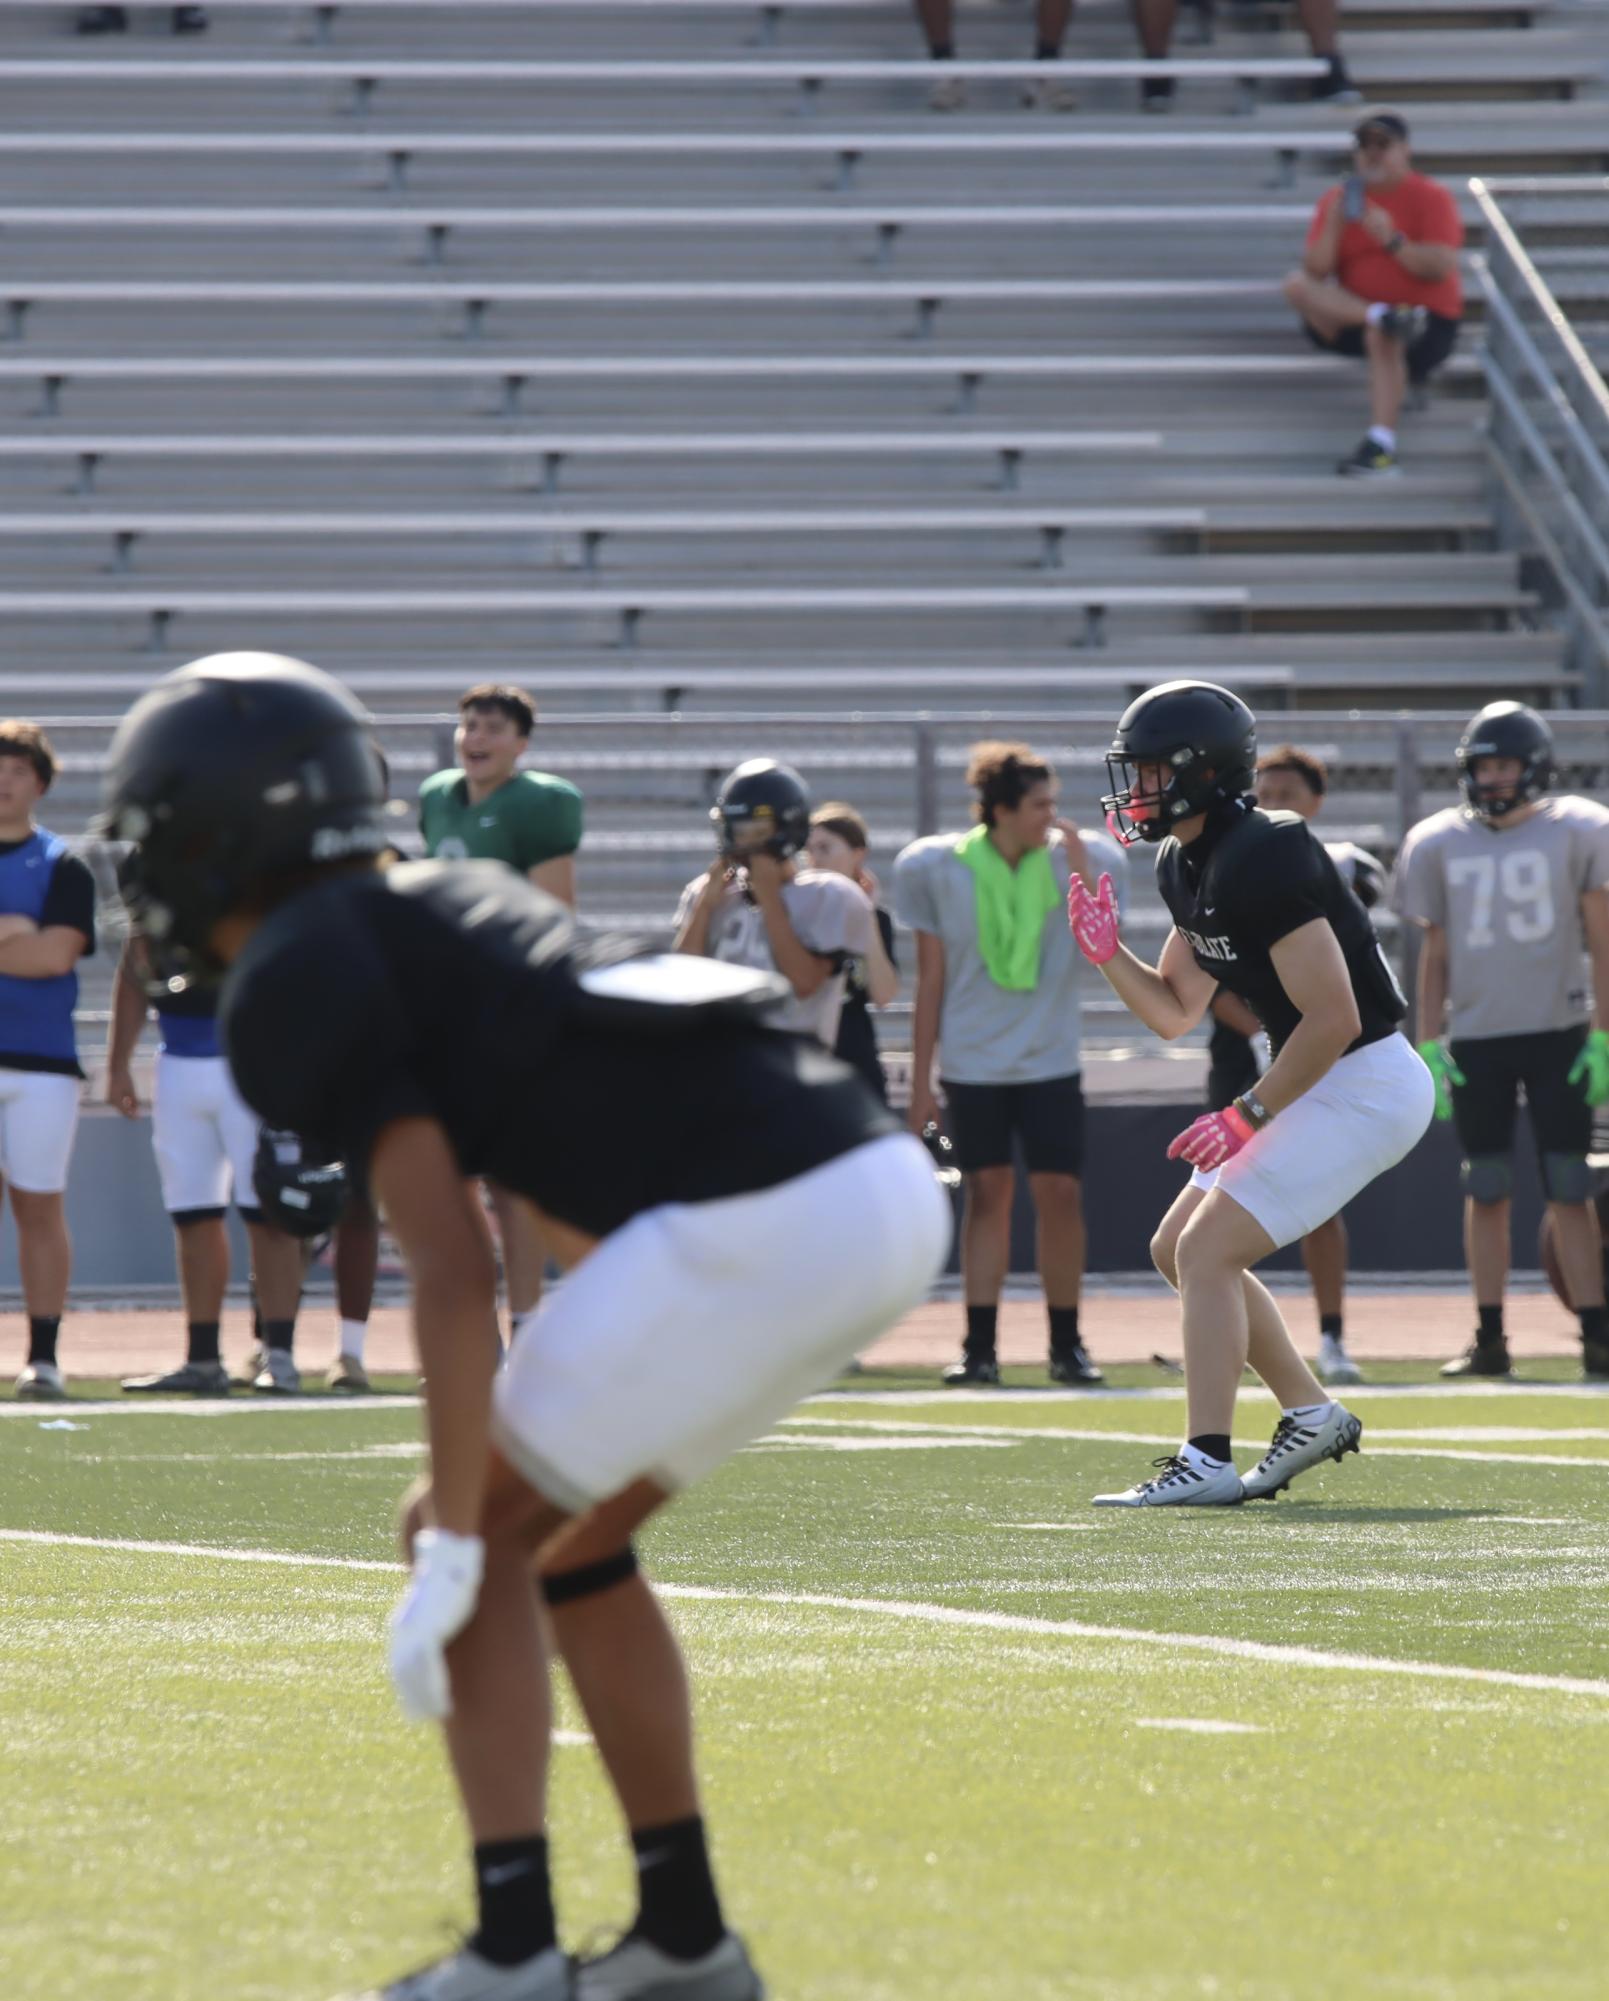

{"left": 1068, "top": 871, "right": 1119, "bottom": 966}
{"left": 1166, "top": 1103, "right": 1256, "bottom": 1171}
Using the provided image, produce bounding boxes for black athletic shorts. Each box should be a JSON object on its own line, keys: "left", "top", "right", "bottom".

{"left": 1449, "top": 1024, "right": 1592, "bottom": 1163}
{"left": 940, "top": 1072, "right": 1084, "bottom": 1176}
{"left": 1303, "top": 310, "right": 1461, "bottom": 385}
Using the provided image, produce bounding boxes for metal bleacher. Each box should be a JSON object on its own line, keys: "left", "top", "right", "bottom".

{"left": 1, "top": 0, "right": 1606, "bottom": 1077}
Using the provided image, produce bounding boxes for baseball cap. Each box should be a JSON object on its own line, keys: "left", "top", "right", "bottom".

{"left": 1353, "top": 110, "right": 1409, "bottom": 144}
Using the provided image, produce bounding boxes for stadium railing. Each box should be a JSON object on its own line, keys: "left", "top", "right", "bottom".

{"left": 1469, "top": 176, "right": 1609, "bottom": 707}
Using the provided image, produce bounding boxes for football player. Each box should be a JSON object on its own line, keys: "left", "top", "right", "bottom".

{"left": 106, "top": 937, "right": 307, "bottom": 1394}
{"left": 419, "top": 683, "right": 584, "bottom": 1337}
{"left": 674, "top": 760, "right": 878, "bottom": 1051}
{"left": 0, "top": 721, "right": 97, "bottom": 1401}
{"left": 1394, "top": 702, "right": 1609, "bottom": 1380}
{"left": 1204, "top": 746, "right": 1388, "bottom": 1388}
{"left": 1068, "top": 681, "right": 1433, "bottom": 1506}
{"left": 103, "top": 654, "right": 950, "bottom": 2001}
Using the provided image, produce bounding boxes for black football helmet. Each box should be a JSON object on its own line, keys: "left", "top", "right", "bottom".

{"left": 710, "top": 758, "right": 811, "bottom": 860}
{"left": 1101, "top": 680, "right": 1257, "bottom": 844}
{"left": 1456, "top": 702, "right": 1555, "bottom": 821}
{"left": 99, "top": 653, "right": 390, "bottom": 990}
{"left": 253, "top": 1126, "right": 348, "bottom": 1240}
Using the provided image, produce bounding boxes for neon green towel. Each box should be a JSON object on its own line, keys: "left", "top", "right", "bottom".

{"left": 955, "top": 824, "right": 1061, "bottom": 991}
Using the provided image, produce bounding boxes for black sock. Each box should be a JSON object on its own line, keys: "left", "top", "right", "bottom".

{"left": 263, "top": 1318, "right": 295, "bottom": 1354}
{"left": 964, "top": 1303, "right": 997, "bottom": 1362}
{"left": 1578, "top": 1305, "right": 1609, "bottom": 1347}
{"left": 1034, "top": 37, "right": 1061, "bottom": 58}
{"left": 251, "top": 1295, "right": 263, "bottom": 1345}
{"left": 1320, "top": 1313, "right": 1343, "bottom": 1341}
{"left": 928, "top": 41, "right": 954, "bottom": 59}
{"left": 632, "top": 1816, "right": 725, "bottom": 1962}
{"left": 1477, "top": 1304, "right": 1505, "bottom": 1346}
{"left": 1048, "top": 1305, "right": 1081, "bottom": 1356}
{"left": 1188, "top": 1433, "right": 1233, "bottom": 1464}
{"left": 186, "top": 1319, "right": 221, "bottom": 1366}
{"left": 471, "top": 1835, "right": 555, "bottom": 1968}
{"left": 26, "top": 1315, "right": 60, "bottom": 1365}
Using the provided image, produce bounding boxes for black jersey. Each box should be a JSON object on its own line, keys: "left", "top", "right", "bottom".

{"left": 219, "top": 859, "right": 897, "bottom": 1238}
{"left": 1156, "top": 801, "right": 1406, "bottom": 1056}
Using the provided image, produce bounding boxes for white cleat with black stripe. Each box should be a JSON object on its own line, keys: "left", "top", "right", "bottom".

{"left": 1240, "top": 1403, "right": 1363, "bottom": 1501}
{"left": 1091, "top": 1451, "right": 1244, "bottom": 1508}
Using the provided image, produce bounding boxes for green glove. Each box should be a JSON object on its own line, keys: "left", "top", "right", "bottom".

{"left": 1568, "top": 1028, "right": 1609, "bottom": 1107}
{"left": 1417, "top": 1038, "right": 1466, "bottom": 1122}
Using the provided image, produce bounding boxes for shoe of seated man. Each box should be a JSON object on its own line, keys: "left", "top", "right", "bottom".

{"left": 339, "top": 1941, "right": 572, "bottom": 2001}
{"left": 1317, "top": 1332, "right": 1363, "bottom": 1387}
{"left": 15, "top": 1359, "right": 67, "bottom": 1401}
{"left": 1240, "top": 1402, "right": 1362, "bottom": 1501}
{"left": 1310, "top": 55, "right": 1361, "bottom": 103}
{"left": 1376, "top": 303, "right": 1428, "bottom": 346}
{"left": 122, "top": 1359, "right": 230, "bottom": 1396}
{"left": 325, "top": 1351, "right": 372, "bottom": 1394}
{"left": 928, "top": 71, "right": 967, "bottom": 111}
{"left": 1093, "top": 1449, "right": 1243, "bottom": 1508}
{"left": 1021, "top": 73, "right": 1078, "bottom": 112}
{"left": 574, "top": 1931, "right": 763, "bottom": 2001}
{"left": 253, "top": 1348, "right": 302, "bottom": 1395}
{"left": 1336, "top": 433, "right": 1399, "bottom": 479}
{"left": 75, "top": 6, "right": 128, "bottom": 31}
{"left": 172, "top": 5, "right": 209, "bottom": 29}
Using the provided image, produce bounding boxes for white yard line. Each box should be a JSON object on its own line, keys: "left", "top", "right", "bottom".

{"left": 1136, "top": 1718, "right": 1266, "bottom": 1735}
{"left": 807, "top": 1384, "right": 1609, "bottom": 1405}
{"left": 3, "top": 1528, "right": 1607, "bottom": 1705}
{"left": 778, "top": 1416, "right": 1609, "bottom": 1470}
{"left": 0, "top": 1396, "right": 420, "bottom": 1419}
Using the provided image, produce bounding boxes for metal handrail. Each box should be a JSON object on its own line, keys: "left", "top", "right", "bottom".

{"left": 1467, "top": 177, "right": 1609, "bottom": 700}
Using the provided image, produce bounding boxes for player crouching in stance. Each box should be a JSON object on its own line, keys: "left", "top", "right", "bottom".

{"left": 1067, "top": 682, "right": 1434, "bottom": 1507}
{"left": 102, "top": 654, "right": 951, "bottom": 2001}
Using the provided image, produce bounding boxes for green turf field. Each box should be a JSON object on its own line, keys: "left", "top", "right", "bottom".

{"left": 3, "top": 1372, "right": 1608, "bottom": 2000}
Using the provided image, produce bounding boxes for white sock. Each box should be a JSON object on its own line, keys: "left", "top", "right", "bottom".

{"left": 1364, "top": 300, "right": 1390, "bottom": 326}
{"left": 1180, "top": 1440, "right": 1233, "bottom": 1470}
{"left": 1367, "top": 425, "right": 1396, "bottom": 451}
{"left": 1284, "top": 1399, "right": 1334, "bottom": 1422}
{"left": 338, "top": 1317, "right": 367, "bottom": 1363}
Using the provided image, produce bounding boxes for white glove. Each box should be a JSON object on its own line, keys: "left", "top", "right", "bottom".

{"left": 389, "top": 1527, "right": 485, "bottom": 1724}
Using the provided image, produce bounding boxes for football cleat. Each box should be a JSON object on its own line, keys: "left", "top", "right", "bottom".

{"left": 122, "top": 1360, "right": 230, "bottom": 1396}
{"left": 1048, "top": 1343, "right": 1105, "bottom": 1387}
{"left": 14, "top": 1360, "right": 66, "bottom": 1401}
{"left": 231, "top": 1343, "right": 266, "bottom": 1389}
{"left": 341, "top": 1943, "right": 571, "bottom": 2001}
{"left": 1092, "top": 1452, "right": 1243, "bottom": 1508}
{"left": 326, "top": 1352, "right": 373, "bottom": 1394}
{"left": 574, "top": 1932, "right": 764, "bottom": 2001}
{"left": 941, "top": 1354, "right": 1000, "bottom": 1387}
{"left": 1440, "top": 1338, "right": 1512, "bottom": 1380}
{"left": 1582, "top": 1339, "right": 1609, "bottom": 1381}
{"left": 1317, "top": 1333, "right": 1364, "bottom": 1387}
{"left": 1240, "top": 1404, "right": 1362, "bottom": 1500}
{"left": 253, "top": 1349, "right": 302, "bottom": 1395}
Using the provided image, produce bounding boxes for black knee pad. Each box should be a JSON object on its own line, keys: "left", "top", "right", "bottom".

{"left": 540, "top": 1544, "right": 638, "bottom": 1608}
{"left": 1543, "top": 1153, "right": 1593, "bottom": 1204}
{"left": 1461, "top": 1156, "right": 1512, "bottom": 1203}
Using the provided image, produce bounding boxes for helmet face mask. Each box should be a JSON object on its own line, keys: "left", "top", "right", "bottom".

{"left": 1456, "top": 702, "right": 1555, "bottom": 822}
{"left": 1100, "top": 681, "right": 1258, "bottom": 845}
{"left": 710, "top": 758, "right": 812, "bottom": 862}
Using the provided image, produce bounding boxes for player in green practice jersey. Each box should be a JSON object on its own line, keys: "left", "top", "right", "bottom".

{"left": 419, "top": 683, "right": 585, "bottom": 1331}
{"left": 419, "top": 683, "right": 583, "bottom": 908}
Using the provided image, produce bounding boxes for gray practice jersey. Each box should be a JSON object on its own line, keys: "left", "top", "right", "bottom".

{"left": 673, "top": 865, "right": 876, "bottom": 1047}
{"left": 893, "top": 827, "right": 1126, "bottom": 1085}
{"left": 1393, "top": 795, "right": 1609, "bottom": 1040}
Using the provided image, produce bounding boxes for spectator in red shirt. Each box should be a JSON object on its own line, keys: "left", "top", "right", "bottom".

{"left": 1283, "top": 111, "right": 1464, "bottom": 478}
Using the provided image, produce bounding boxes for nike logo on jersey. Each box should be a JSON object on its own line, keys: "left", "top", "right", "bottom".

{"left": 1181, "top": 926, "right": 1237, "bottom": 963}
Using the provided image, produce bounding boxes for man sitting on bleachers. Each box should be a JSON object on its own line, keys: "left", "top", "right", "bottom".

{"left": 1282, "top": 110, "right": 1464, "bottom": 479}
